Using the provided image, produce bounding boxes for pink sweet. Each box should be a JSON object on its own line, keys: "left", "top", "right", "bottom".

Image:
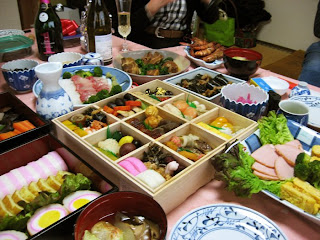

{"left": 118, "top": 157, "right": 147, "bottom": 176}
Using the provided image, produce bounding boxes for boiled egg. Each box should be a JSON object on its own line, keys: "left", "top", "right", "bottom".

{"left": 62, "top": 190, "right": 101, "bottom": 212}
{"left": 27, "top": 204, "right": 68, "bottom": 236}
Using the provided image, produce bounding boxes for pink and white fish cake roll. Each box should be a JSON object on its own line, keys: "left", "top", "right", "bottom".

{"left": 118, "top": 157, "right": 147, "bottom": 176}
{"left": 0, "top": 175, "right": 16, "bottom": 199}
{"left": 41, "top": 151, "right": 68, "bottom": 173}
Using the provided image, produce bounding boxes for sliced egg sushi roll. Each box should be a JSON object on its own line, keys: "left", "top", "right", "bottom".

{"left": 0, "top": 230, "right": 28, "bottom": 240}
{"left": 63, "top": 190, "right": 101, "bottom": 212}
{"left": 27, "top": 204, "right": 69, "bottom": 236}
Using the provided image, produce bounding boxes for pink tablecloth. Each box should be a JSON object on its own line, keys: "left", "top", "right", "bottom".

{"left": 1, "top": 34, "right": 320, "bottom": 240}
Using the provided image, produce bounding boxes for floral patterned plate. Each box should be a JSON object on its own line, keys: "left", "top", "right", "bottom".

{"left": 169, "top": 203, "right": 287, "bottom": 240}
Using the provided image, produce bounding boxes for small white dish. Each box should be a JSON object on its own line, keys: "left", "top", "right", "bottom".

{"left": 262, "top": 76, "right": 289, "bottom": 96}
{"left": 184, "top": 46, "right": 223, "bottom": 69}
{"left": 169, "top": 203, "right": 287, "bottom": 240}
{"left": 48, "top": 52, "right": 83, "bottom": 68}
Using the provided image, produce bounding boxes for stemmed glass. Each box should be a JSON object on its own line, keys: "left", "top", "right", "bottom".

{"left": 115, "top": 0, "right": 132, "bottom": 52}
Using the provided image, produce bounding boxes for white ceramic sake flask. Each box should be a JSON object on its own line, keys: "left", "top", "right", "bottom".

{"left": 35, "top": 62, "right": 73, "bottom": 120}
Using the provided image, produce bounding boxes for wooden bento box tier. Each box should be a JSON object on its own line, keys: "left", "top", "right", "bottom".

{"left": 52, "top": 80, "right": 258, "bottom": 213}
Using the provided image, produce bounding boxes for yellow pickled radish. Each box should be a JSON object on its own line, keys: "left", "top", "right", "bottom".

{"left": 119, "top": 136, "right": 134, "bottom": 147}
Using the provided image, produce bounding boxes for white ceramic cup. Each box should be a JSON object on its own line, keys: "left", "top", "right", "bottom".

{"left": 278, "top": 99, "right": 309, "bottom": 126}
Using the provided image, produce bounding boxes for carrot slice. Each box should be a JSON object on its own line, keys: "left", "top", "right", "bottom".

{"left": 125, "top": 101, "right": 142, "bottom": 107}
{"left": 20, "top": 120, "right": 36, "bottom": 129}
{"left": 0, "top": 131, "right": 16, "bottom": 140}
{"left": 103, "top": 105, "right": 114, "bottom": 114}
{"left": 113, "top": 106, "right": 131, "bottom": 111}
{"left": 13, "top": 120, "right": 35, "bottom": 133}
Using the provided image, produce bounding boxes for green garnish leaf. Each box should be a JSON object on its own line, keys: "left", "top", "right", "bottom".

{"left": 143, "top": 121, "right": 153, "bottom": 130}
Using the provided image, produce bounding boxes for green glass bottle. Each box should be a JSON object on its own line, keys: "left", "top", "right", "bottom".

{"left": 87, "top": 0, "right": 112, "bottom": 65}
{"left": 34, "top": 0, "right": 64, "bottom": 61}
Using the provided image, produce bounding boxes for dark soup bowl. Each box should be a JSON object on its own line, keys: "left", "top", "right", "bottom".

{"left": 223, "top": 48, "right": 262, "bottom": 80}
{"left": 74, "top": 191, "right": 167, "bottom": 240}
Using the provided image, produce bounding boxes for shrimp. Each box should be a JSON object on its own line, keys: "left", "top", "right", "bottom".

{"left": 202, "top": 47, "right": 224, "bottom": 62}
{"left": 182, "top": 106, "right": 198, "bottom": 120}
{"left": 172, "top": 100, "right": 189, "bottom": 112}
{"left": 194, "top": 48, "right": 215, "bottom": 57}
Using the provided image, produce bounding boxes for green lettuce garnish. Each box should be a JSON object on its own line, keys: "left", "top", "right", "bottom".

{"left": 258, "top": 111, "right": 294, "bottom": 145}
{"left": 211, "top": 144, "right": 284, "bottom": 197}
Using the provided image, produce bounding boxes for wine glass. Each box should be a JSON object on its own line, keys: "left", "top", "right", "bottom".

{"left": 115, "top": 0, "right": 132, "bottom": 52}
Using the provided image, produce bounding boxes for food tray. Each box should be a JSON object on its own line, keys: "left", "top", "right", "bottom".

{"left": 0, "top": 91, "right": 51, "bottom": 154}
{"left": 52, "top": 80, "right": 257, "bottom": 213}
{"left": 0, "top": 134, "right": 118, "bottom": 239}
{"left": 164, "top": 67, "right": 245, "bottom": 102}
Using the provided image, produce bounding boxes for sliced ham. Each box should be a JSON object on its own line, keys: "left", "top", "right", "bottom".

{"left": 274, "top": 156, "right": 294, "bottom": 180}
{"left": 284, "top": 139, "right": 303, "bottom": 151}
{"left": 253, "top": 170, "right": 280, "bottom": 180}
{"left": 274, "top": 144, "right": 304, "bottom": 166}
{"left": 251, "top": 144, "right": 279, "bottom": 168}
{"left": 252, "top": 162, "right": 278, "bottom": 178}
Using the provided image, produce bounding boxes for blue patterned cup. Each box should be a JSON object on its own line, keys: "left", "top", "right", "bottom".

{"left": 1, "top": 59, "right": 39, "bottom": 93}
{"left": 289, "top": 81, "right": 311, "bottom": 98}
{"left": 277, "top": 99, "right": 309, "bottom": 126}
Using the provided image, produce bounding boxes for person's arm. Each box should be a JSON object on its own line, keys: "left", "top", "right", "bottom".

{"left": 314, "top": 0, "right": 320, "bottom": 38}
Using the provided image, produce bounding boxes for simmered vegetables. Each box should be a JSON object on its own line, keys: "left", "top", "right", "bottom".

{"left": 164, "top": 134, "right": 213, "bottom": 161}
{"left": 62, "top": 108, "right": 108, "bottom": 136}
{"left": 96, "top": 128, "right": 142, "bottom": 160}
{"left": 103, "top": 93, "right": 148, "bottom": 118}
{"left": 126, "top": 106, "right": 181, "bottom": 139}
{"left": 176, "top": 74, "right": 230, "bottom": 98}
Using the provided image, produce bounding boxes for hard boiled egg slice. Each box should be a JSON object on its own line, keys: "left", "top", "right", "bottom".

{"left": 27, "top": 204, "right": 68, "bottom": 236}
{"left": 63, "top": 190, "right": 101, "bottom": 212}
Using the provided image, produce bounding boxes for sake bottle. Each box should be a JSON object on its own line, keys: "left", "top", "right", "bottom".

{"left": 34, "top": 0, "right": 64, "bottom": 61}
{"left": 87, "top": 0, "right": 113, "bottom": 65}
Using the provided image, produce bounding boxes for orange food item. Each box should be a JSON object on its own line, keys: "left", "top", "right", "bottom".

{"left": 103, "top": 105, "right": 114, "bottom": 114}
{"left": 178, "top": 151, "right": 200, "bottom": 161}
{"left": 0, "top": 131, "right": 16, "bottom": 140}
{"left": 164, "top": 141, "right": 178, "bottom": 151}
{"left": 182, "top": 106, "right": 198, "bottom": 119}
{"left": 13, "top": 120, "right": 36, "bottom": 133}
{"left": 91, "top": 120, "right": 107, "bottom": 130}
{"left": 173, "top": 100, "right": 189, "bottom": 112}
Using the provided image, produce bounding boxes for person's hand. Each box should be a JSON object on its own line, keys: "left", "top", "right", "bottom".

{"left": 145, "top": 0, "right": 176, "bottom": 17}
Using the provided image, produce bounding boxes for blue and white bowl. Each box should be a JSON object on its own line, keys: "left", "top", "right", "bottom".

{"left": 220, "top": 83, "right": 269, "bottom": 121}
{"left": 82, "top": 52, "right": 103, "bottom": 66}
{"left": 1, "top": 59, "right": 39, "bottom": 93}
{"left": 48, "top": 52, "right": 83, "bottom": 68}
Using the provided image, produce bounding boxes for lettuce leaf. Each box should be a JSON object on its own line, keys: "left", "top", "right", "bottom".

{"left": 258, "top": 111, "right": 294, "bottom": 145}
{"left": 211, "top": 144, "right": 284, "bottom": 197}
{"left": 0, "top": 213, "right": 31, "bottom": 232}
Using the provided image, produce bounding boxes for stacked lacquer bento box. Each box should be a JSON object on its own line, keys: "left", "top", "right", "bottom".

{"left": 52, "top": 79, "right": 258, "bottom": 214}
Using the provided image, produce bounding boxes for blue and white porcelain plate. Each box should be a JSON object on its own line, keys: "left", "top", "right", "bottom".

{"left": 184, "top": 47, "right": 223, "bottom": 69}
{"left": 33, "top": 65, "right": 132, "bottom": 109}
{"left": 169, "top": 203, "right": 287, "bottom": 240}
{"left": 290, "top": 95, "right": 320, "bottom": 128}
{"left": 234, "top": 120, "right": 320, "bottom": 226}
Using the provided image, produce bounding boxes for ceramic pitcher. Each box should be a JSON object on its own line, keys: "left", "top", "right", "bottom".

{"left": 35, "top": 62, "right": 73, "bottom": 120}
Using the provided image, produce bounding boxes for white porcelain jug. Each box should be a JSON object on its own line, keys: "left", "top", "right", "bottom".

{"left": 35, "top": 62, "right": 73, "bottom": 120}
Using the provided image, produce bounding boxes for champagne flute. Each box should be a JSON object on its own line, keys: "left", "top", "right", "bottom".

{"left": 115, "top": 0, "right": 132, "bottom": 52}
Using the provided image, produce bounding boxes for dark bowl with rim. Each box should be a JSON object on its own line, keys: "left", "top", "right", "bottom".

{"left": 223, "top": 48, "right": 263, "bottom": 80}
